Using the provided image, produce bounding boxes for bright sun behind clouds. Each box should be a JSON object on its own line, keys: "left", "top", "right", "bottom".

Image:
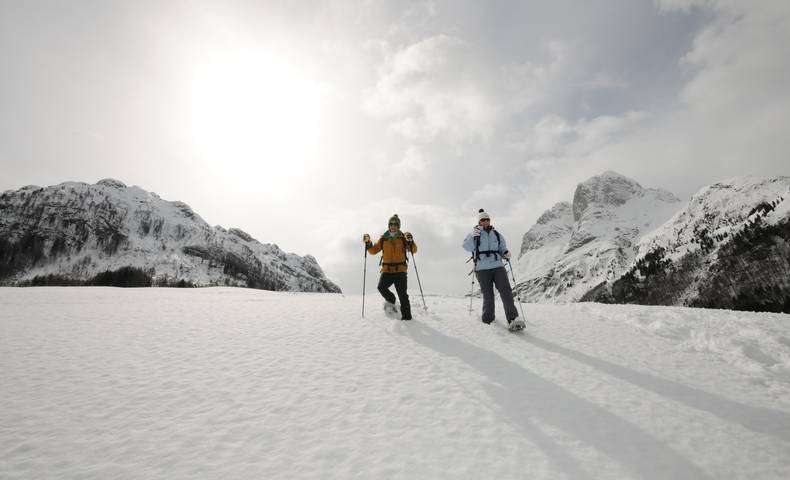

{"left": 182, "top": 43, "right": 331, "bottom": 194}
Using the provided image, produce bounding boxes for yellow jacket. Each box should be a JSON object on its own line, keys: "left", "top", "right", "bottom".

{"left": 367, "top": 232, "right": 417, "bottom": 273}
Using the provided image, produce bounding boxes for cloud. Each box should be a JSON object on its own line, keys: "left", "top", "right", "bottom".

{"left": 511, "top": 112, "right": 647, "bottom": 159}
{"left": 364, "top": 36, "right": 591, "bottom": 146}
{"left": 591, "top": 0, "right": 790, "bottom": 195}
{"left": 655, "top": 0, "right": 706, "bottom": 14}
{"left": 580, "top": 72, "right": 630, "bottom": 91}
{"left": 499, "top": 41, "right": 572, "bottom": 114}
{"left": 364, "top": 34, "right": 501, "bottom": 143}
{"left": 462, "top": 183, "right": 511, "bottom": 215}
{"left": 392, "top": 146, "right": 428, "bottom": 179}
{"left": 501, "top": 0, "right": 790, "bottom": 215}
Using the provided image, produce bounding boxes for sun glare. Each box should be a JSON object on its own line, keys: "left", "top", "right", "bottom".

{"left": 183, "top": 45, "right": 329, "bottom": 193}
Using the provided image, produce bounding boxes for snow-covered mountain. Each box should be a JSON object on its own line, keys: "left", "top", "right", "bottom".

{"left": 585, "top": 176, "right": 790, "bottom": 312}
{"left": 0, "top": 179, "right": 341, "bottom": 292}
{"left": 514, "top": 171, "right": 681, "bottom": 302}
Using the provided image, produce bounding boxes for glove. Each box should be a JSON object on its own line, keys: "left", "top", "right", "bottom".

{"left": 472, "top": 226, "right": 481, "bottom": 237}
{"left": 363, "top": 233, "right": 373, "bottom": 249}
{"left": 404, "top": 231, "right": 413, "bottom": 242}
{"left": 503, "top": 250, "right": 511, "bottom": 260}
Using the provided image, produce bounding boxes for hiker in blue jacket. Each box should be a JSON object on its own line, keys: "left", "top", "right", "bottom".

{"left": 463, "top": 209, "right": 525, "bottom": 330}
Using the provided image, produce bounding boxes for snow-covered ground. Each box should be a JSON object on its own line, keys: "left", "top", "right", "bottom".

{"left": 2, "top": 287, "right": 790, "bottom": 479}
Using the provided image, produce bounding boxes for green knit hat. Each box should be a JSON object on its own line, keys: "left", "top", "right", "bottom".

{"left": 388, "top": 214, "right": 400, "bottom": 226}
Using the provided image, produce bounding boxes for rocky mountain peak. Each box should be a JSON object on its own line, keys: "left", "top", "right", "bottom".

{"left": 96, "top": 178, "right": 127, "bottom": 189}
{"left": 536, "top": 201, "right": 573, "bottom": 225}
{"left": 519, "top": 202, "right": 574, "bottom": 256}
{"left": 515, "top": 171, "right": 681, "bottom": 303}
{"left": 572, "top": 171, "right": 644, "bottom": 221}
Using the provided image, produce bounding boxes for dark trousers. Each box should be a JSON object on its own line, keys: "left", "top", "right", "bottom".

{"left": 377, "top": 272, "right": 412, "bottom": 320}
{"left": 475, "top": 266, "right": 518, "bottom": 324}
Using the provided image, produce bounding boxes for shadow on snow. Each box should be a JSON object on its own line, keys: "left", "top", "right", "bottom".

{"left": 398, "top": 321, "right": 713, "bottom": 480}
{"left": 522, "top": 334, "right": 790, "bottom": 443}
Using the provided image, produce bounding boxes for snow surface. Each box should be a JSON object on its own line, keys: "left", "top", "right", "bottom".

{"left": 2, "top": 287, "right": 790, "bottom": 479}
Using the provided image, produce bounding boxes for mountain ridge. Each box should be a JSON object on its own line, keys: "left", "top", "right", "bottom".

{"left": 514, "top": 172, "right": 790, "bottom": 313}
{"left": 584, "top": 175, "right": 790, "bottom": 312}
{"left": 0, "top": 179, "right": 341, "bottom": 293}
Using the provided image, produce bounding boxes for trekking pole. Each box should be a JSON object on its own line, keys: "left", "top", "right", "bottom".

{"left": 468, "top": 231, "right": 481, "bottom": 316}
{"left": 467, "top": 255, "right": 476, "bottom": 315}
{"left": 506, "top": 259, "right": 526, "bottom": 321}
{"left": 362, "top": 246, "right": 368, "bottom": 318}
{"left": 410, "top": 250, "right": 428, "bottom": 311}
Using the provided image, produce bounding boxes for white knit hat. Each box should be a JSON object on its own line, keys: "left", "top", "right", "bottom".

{"left": 478, "top": 208, "right": 490, "bottom": 221}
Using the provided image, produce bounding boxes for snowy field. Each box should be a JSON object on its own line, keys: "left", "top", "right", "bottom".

{"left": 2, "top": 287, "right": 790, "bottom": 479}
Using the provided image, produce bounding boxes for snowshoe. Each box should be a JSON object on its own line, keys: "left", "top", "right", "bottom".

{"left": 383, "top": 301, "right": 400, "bottom": 319}
{"left": 508, "top": 317, "right": 526, "bottom": 332}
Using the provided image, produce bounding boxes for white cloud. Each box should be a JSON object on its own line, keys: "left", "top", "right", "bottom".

{"left": 462, "top": 183, "right": 512, "bottom": 215}
{"left": 499, "top": 41, "right": 572, "bottom": 114}
{"left": 393, "top": 146, "right": 428, "bottom": 179}
{"left": 510, "top": 112, "right": 646, "bottom": 160}
{"left": 364, "top": 36, "right": 604, "bottom": 146}
{"left": 580, "top": 72, "right": 630, "bottom": 91}
{"left": 592, "top": 0, "right": 790, "bottom": 195}
{"left": 501, "top": 0, "right": 790, "bottom": 213}
{"left": 655, "top": 0, "right": 706, "bottom": 14}
{"left": 364, "top": 34, "right": 501, "bottom": 143}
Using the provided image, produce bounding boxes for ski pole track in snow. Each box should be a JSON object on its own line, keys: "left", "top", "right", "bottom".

{"left": 404, "top": 297, "right": 790, "bottom": 478}
{"left": 2, "top": 287, "right": 790, "bottom": 479}
{"left": 410, "top": 306, "right": 716, "bottom": 479}
{"left": 361, "top": 297, "right": 790, "bottom": 479}
{"left": 361, "top": 313, "right": 499, "bottom": 418}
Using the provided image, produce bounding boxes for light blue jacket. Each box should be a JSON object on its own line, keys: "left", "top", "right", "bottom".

{"left": 463, "top": 227, "right": 510, "bottom": 271}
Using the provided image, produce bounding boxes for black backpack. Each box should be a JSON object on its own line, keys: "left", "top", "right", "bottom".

{"left": 474, "top": 227, "right": 502, "bottom": 261}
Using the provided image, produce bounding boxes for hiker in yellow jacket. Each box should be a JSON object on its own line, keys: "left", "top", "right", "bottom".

{"left": 363, "top": 214, "right": 417, "bottom": 320}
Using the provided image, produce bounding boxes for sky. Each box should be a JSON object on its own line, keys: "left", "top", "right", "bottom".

{"left": 1, "top": 0, "right": 789, "bottom": 295}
